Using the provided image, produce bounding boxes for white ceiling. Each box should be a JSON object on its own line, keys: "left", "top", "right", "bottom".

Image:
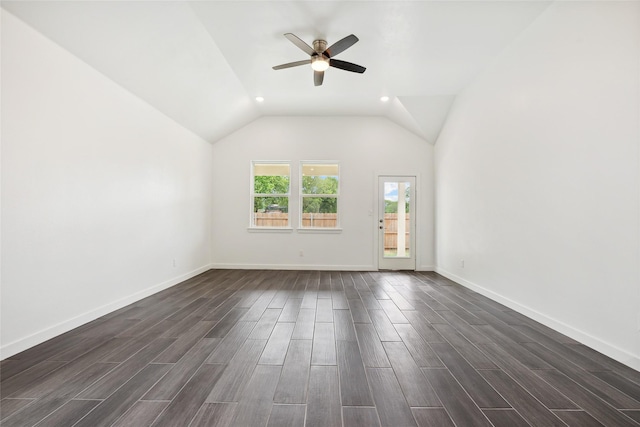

{"left": 2, "top": 1, "right": 552, "bottom": 144}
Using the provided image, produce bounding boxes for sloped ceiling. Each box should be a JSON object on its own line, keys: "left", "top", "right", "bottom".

{"left": 1, "top": 1, "right": 552, "bottom": 144}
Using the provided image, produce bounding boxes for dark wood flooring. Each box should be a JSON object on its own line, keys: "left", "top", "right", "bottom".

{"left": 2, "top": 269, "right": 640, "bottom": 426}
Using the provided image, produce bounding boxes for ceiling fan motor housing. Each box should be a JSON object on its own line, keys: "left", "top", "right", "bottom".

{"left": 312, "top": 39, "right": 328, "bottom": 55}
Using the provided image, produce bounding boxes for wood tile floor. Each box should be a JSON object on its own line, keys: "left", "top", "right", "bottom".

{"left": 2, "top": 269, "right": 640, "bottom": 426}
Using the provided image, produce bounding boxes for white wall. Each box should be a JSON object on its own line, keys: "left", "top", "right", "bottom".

{"left": 211, "top": 116, "right": 434, "bottom": 271}
{"left": 435, "top": 2, "right": 640, "bottom": 368}
{"left": 1, "top": 11, "right": 213, "bottom": 358}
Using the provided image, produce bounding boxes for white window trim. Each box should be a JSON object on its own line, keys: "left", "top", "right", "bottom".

{"left": 299, "top": 161, "right": 341, "bottom": 232}
{"left": 297, "top": 227, "right": 342, "bottom": 234}
{"left": 249, "top": 160, "right": 291, "bottom": 229}
{"left": 247, "top": 227, "right": 294, "bottom": 233}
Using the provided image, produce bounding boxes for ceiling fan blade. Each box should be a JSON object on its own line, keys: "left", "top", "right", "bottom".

{"left": 284, "top": 33, "right": 315, "bottom": 56}
{"left": 324, "top": 34, "right": 358, "bottom": 58}
{"left": 314, "top": 70, "right": 324, "bottom": 86}
{"left": 272, "top": 59, "right": 311, "bottom": 70}
{"left": 329, "top": 59, "right": 366, "bottom": 74}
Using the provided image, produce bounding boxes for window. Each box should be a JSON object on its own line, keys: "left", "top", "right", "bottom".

{"left": 300, "top": 163, "right": 340, "bottom": 229}
{"left": 251, "top": 162, "right": 290, "bottom": 228}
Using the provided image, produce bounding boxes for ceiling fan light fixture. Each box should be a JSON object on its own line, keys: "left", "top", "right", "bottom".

{"left": 311, "top": 56, "right": 330, "bottom": 72}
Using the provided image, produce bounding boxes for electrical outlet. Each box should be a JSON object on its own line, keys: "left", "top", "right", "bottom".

{"left": 299, "top": 250, "right": 304, "bottom": 257}
{"left": 460, "top": 259, "right": 465, "bottom": 268}
{"left": 172, "top": 259, "right": 176, "bottom": 267}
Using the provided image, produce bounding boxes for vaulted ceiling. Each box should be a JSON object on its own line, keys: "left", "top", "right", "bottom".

{"left": 2, "top": 1, "right": 552, "bottom": 144}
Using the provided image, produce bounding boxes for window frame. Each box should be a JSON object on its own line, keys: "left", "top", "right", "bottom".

{"left": 299, "top": 161, "right": 341, "bottom": 231}
{"left": 250, "top": 161, "right": 292, "bottom": 230}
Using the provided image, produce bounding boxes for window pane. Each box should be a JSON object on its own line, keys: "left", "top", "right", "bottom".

{"left": 302, "top": 196, "right": 336, "bottom": 214}
{"left": 302, "top": 197, "right": 337, "bottom": 228}
{"left": 384, "top": 182, "right": 410, "bottom": 213}
{"left": 301, "top": 164, "right": 338, "bottom": 195}
{"left": 254, "top": 163, "right": 290, "bottom": 194}
{"left": 302, "top": 164, "right": 339, "bottom": 194}
{"left": 301, "top": 175, "right": 338, "bottom": 195}
{"left": 301, "top": 164, "right": 338, "bottom": 176}
{"left": 254, "top": 196, "right": 289, "bottom": 213}
{"left": 383, "top": 181, "right": 410, "bottom": 257}
{"left": 300, "top": 163, "right": 339, "bottom": 229}
{"left": 253, "top": 196, "right": 288, "bottom": 227}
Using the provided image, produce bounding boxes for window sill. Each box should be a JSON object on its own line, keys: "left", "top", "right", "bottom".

{"left": 247, "top": 227, "right": 294, "bottom": 233}
{"left": 297, "top": 228, "right": 343, "bottom": 234}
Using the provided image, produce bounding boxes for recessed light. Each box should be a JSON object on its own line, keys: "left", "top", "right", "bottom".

{"left": 380, "top": 96, "right": 390, "bottom": 102}
{"left": 255, "top": 96, "right": 265, "bottom": 102}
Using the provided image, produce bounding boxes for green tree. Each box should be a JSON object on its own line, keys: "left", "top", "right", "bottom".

{"left": 302, "top": 175, "right": 338, "bottom": 194}
{"left": 254, "top": 175, "right": 289, "bottom": 212}
{"left": 302, "top": 176, "right": 338, "bottom": 213}
{"left": 254, "top": 175, "right": 289, "bottom": 194}
{"left": 384, "top": 186, "right": 410, "bottom": 213}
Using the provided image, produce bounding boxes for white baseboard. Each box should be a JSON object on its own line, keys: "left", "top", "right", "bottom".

{"left": 435, "top": 267, "right": 640, "bottom": 371}
{"left": 0, "top": 264, "right": 213, "bottom": 360}
{"left": 211, "top": 263, "right": 435, "bottom": 272}
{"left": 210, "top": 263, "right": 376, "bottom": 271}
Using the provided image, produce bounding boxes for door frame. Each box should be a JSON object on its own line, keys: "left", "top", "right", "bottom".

{"left": 376, "top": 174, "right": 417, "bottom": 271}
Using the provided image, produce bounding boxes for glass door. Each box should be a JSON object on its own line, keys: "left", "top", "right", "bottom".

{"left": 378, "top": 176, "right": 416, "bottom": 270}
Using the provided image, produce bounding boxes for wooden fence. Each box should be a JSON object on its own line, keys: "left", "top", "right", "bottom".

{"left": 384, "top": 213, "right": 410, "bottom": 250}
{"left": 301, "top": 213, "right": 338, "bottom": 228}
{"left": 254, "top": 213, "right": 409, "bottom": 250}
{"left": 254, "top": 212, "right": 289, "bottom": 227}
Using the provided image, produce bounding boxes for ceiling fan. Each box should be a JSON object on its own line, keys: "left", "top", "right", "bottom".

{"left": 272, "top": 33, "right": 366, "bottom": 86}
